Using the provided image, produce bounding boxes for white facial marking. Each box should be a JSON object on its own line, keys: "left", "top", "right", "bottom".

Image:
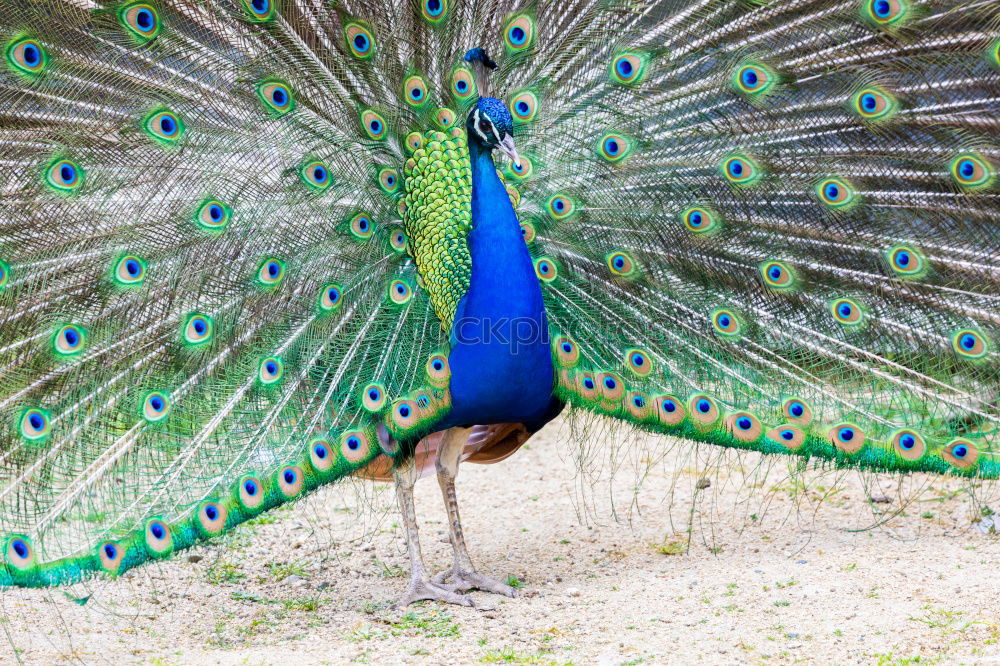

{"left": 472, "top": 108, "right": 489, "bottom": 142}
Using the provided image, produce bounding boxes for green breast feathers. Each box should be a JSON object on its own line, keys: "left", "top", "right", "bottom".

{"left": 403, "top": 128, "right": 474, "bottom": 331}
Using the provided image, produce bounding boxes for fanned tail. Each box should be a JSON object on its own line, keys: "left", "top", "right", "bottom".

{"left": 486, "top": 0, "right": 1000, "bottom": 475}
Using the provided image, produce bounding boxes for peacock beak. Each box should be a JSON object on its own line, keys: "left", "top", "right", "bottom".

{"left": 497, "top": 135, "right": 521, "bottom": 170}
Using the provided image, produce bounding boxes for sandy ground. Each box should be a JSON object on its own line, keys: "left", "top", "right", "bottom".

{"left": 2, "top": 414, "right": 999, "bottom": 665}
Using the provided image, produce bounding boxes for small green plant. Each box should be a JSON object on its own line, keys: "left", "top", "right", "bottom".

{"left": 205, "top": 562, "right": 246, "bottom": 585}
{"left": 653, "top": 539, "right": 685, "bottom": 555}
{"left": 506, "top": 574, "right": 523, "bottom": 589}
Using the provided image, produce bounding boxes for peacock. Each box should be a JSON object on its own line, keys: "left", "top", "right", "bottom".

{"left": 0, "top": 0, "right": 997, "bottom": 610}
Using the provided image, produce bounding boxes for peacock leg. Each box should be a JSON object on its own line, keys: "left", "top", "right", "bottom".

{"left": 392, "top": 454, "right": 473, "bottom": 607}
{"left": 432, "top": 426, "right": 518, "bottom": 598}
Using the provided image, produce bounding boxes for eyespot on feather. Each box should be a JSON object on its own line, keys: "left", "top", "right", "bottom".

{"left": 851, "top": 88, "right": 897, "bottom": 121}
{"left": 182, "top": 313, "right": 214, "bottom": 345}
{"left": 97, "top": 541, "right": 124, "bottom": 574}
{"left": 598, "top": 134, "right": 631, "bottom": 163}
{"left": 349, "top": 213, "right": 374, "bottom": 239}
{"left": 6, "top": 38, "right": 48, "bottom": 76}
{"left": 597, "top": 372, "right": 625, "bottom": 401}
{"left": 318, "top": 284, "right": 342, "bottom": 312}
{"left": 344, "top": 23, "right": 375, "bottom": 59}
{"left": 389, "top": 227, "right": 408, "bottom": 253}
{"left": 52, "top": 324, "right": 86, "bottom": 356}
{"left": 625, "top": 348, "right": 653, "bottom": 377}
{"left": 546, "top": 194, "right": 574, "bottom": 219}
{"left": 575, "top": 372, "right": 598, "bottom": 401}
{"left": 553, "top": 336, "right": 580, "bottom": 367}
{"left": 625, "top": 392, "right": 652, "bottom": 420}
{"left": 654, "top": 395, "right": 685, "bottom": 426}
{"left": 727, "top": 412, "right": 763, "bottom": 442}
{"left": 759, "top": 260, "right": 796, "bottom": 290}
{"left": 196, "top": 500, "right": 228, "bottom": 536}
{"left": 425, "top": 354, "right": 451, "bottom": 386}
{"left": 815, "top": 177, "right": 857, "bottom": 209}
{"left": 360, "top": 109, "right": 387, "bottom": 140}
{"left": 861, "top": 0, "right": 913, "bottom": 28}
{"left": 435, "top": 107, "right": 456, "bottom": 130}
{"left": 119, "top": 3, "right": 161, "bottom": 41}
{"left": 237, "top": 476, "right": 265, "bottom": 510}
{"left": 389, "top": 279, "right": 412, "bottom": 304}
{"left": 141, "top": 391, "right": 170, "bottom": 422}
{"left": 5, "top": 536, "right": 36, "bottom": 571}
{"left": 509, "top": 90, "right": 538, "bottom": 122}
{"left": 520, "top": 221, "right": 536, "bottom": 243}
{"left": 941, "top": 438, "right": 978, "bottom": 469}
{"left": 503, "top": 14, "right": 535, "bottom": 52}
{"left": 242, "top": 0, "right": 274, "bottom": 21}
{"left": 361, "top": 383, "right": 387, "bottom": 412}
{"left": 258, "top": 357, "right": 283, "bottom": 385}
{"left": 606, "top": 251, "right": 638, "bottom": 278}
{"left": 144, "top": 518, "right": 173, "bottom": 556}
{"left": 949, "top": 153, "right": 994, "bottom": 191}
{"left": 277, "top": 465, "right": 304, "bottom": 498}
{"left": 781, "top": 398, "right": 813, "bottom": 425}
{"left": 711, "top": 309, "right": 742, "bottom": 338}
{"left": 144, "top": 109, "right": 184, "bottom": 145}
{"left": 403, "top": 75, "right": 429, "bottom": 107}
{"left": 766, "top": 424, "right": 806, "bottom": 451}
{"left": 421, "top": 0, "right": 448, "bottom": 23}
{"left": 300, "top": 161, "right": 332, "bottom": 190}
{"left": 688, "top": 394, "right": 720, "bottom": 427}
{"left": 256, "top": 258, "right": 285, "bottom": 286}
{"left": 451, "top": 67, "right": 475, "bottom": 99}
{"left": 951, "top": 329, "right": 989, "bottom": 360}
{"left": 340, "top": 430, "right": 372, "bottom": 464}
{"left": 18, "top": 408, "right": 50, "bottom": 442}
{"left": 681, "top": 206, "right": 721, "bottom": 234}
{"left": 829, "top": 423, "right": 865, "bottom": 453}
{"left": 534, "top": 257, "right": 557, "bottom": 282}
{"left": 610, "top": 52, "right": 649, "bottom": 86}
{"left": 113, "top": 255, "right": 147, "bottom": 286}
{"left": 720, "top": 153, "right": 762, "bottom": 186}
{"left": 891, "top": 429, "right": 925, "bottom": 461}
{"left": 885, "top": 245, "right": 927, "bottom": 279}
{"left": 831, "top": 298, "right": 864, "bottom": 326}
{"left": 257, "top": 80, "right": 294, "bottom": 115}
{"left": 45, "top": 159, "right": 83, "bottom": 193}
{"left": 731, "top": 62, "right": 777, "bottom": 98}
{"left": 377, "top": 168, "right": 399, "bottom": 194}
{"left": 194, "top": 200, "right": 231, "bottom": 231}
{"left": 309, "top": 439, "right": 335, "bottom": 472}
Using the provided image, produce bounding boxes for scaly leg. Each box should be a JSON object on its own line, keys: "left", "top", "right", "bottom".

{"left": 432, "top": 426, "right": 517, "bottom": 597}
{"left": 392, "top": 455, "right": 473, "bottom": 607}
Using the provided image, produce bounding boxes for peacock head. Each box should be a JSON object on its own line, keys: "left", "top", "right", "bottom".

{"left": 466, "top": 97, "right": 519, "bottom": 167}
{"left": 463, "top": 47, "right": 520, "bottom": 168}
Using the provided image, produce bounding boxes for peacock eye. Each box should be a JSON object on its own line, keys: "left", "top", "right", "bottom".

{"left": 479, "top": 119, "right": 492, "bottom": 133}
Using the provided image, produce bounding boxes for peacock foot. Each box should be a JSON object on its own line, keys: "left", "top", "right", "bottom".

{"left": 396, "top": 575, "right": 474, "bottom": 608}
{"left": 432, "top": 566, "right": 518, "bottom": 597}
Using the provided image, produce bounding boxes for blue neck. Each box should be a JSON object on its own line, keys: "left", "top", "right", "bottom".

{"left": 442, "top": 140, "right": 554, "bottom": 428}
